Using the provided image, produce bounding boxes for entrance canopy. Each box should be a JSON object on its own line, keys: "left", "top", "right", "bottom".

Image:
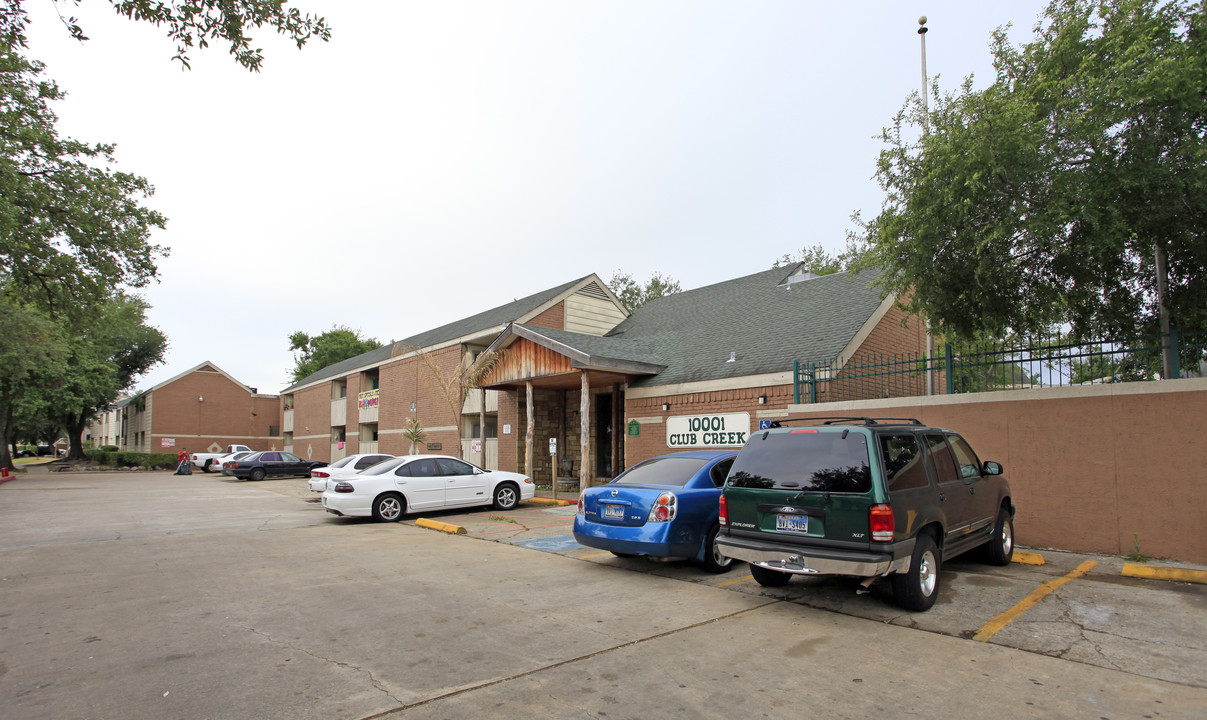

{"left": 477, "top": 323, "right": 665, "bottom": 391}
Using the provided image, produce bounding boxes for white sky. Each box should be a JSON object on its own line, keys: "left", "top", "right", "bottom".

{"left": 22, "top": 0, "right": 1050, "bottom": 395}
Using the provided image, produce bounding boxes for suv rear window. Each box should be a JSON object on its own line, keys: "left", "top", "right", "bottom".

{"left": 726, "top": 431, "right": 871, "bottom": 493}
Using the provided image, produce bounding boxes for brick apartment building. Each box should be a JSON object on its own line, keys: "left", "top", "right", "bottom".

{"left": 283, "top": 264, "right": 927, "bottom": 489}
{"left": 100, "top": 362, "right": 282, "bottom": 455}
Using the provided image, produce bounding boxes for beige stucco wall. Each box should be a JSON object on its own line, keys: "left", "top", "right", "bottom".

{"left": 784, "top": 378, "right": 1207, "bottom": 564}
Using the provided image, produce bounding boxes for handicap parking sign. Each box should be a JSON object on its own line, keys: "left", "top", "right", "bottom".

{"left": 758, "top": 419, "right": 773, "bottom": 430}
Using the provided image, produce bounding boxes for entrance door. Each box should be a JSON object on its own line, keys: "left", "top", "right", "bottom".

{"left": 594, "top": 392, "right": 613, "bottom": 479}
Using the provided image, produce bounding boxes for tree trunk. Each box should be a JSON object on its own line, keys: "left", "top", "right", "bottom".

{"left": 0, "top": 408, "right": 15, "bottom": 471}
{"left": 65, "top": 412, "right": 89, "bottom": 461}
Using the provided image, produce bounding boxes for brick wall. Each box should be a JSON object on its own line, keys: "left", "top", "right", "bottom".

{"left": 144, "top": 368, "right": 281, "bottom": 454}
{"left": 526, "top": 301, "right": 565, "bottom": 330}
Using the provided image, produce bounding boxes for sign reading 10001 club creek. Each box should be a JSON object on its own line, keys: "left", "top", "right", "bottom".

{"left": 666, "top": 413, "right": 750, "bottom": 448}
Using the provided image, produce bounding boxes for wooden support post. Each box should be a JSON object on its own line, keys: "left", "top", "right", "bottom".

{"left": 525, "top": 380, "right": 534, "bottom": 490}
{"left": 580, "top": 370, "right": 590, "bottom": 491}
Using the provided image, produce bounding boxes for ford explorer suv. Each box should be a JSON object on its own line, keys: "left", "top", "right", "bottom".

{"left": 717, "top": 417, "right": 1014, "bottom": 611}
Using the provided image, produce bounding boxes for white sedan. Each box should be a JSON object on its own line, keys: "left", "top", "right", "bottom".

{"left": 321, "top": 454, "right": 534, "bottom": 522}
{"left": 307, "top": 453, "right": 395, "bottom": 492}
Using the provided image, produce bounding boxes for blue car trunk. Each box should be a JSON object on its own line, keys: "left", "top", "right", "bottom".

{"left": 584, "top": 484, "right": 662, "bottom": 526}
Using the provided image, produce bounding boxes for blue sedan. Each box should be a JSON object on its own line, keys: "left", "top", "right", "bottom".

{"left": 573, "top": 450, "right": 738, "bottom": 573}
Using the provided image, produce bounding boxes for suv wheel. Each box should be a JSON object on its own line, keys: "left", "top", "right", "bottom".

{"left": 749, "top": 563, "right": 791, "bottom": 587}
{"left": 984, "top": 507, "right": 1014, "bottom": 566}
{"left": 891, "top": 533, "right": 941, "bottom": 611}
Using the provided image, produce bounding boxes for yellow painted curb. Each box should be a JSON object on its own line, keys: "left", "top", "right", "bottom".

{"left": 1012, "top": 551, "right": 1045, "bottom": 566}
{"left": 415, "top": 518, "right": 466, "bottom": 535}
{"left": 528, "top": 497, "right": 573, "bottom": 506}
{"left": 1121, "top": 563, "right": 1207, "bottom": 585}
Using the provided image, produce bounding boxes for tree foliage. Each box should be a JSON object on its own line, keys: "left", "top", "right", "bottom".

{"left": 773, "top": 234, "right": 870, "bottom": 274}
{"left": 0, "top": 52, "right": 167, "bottom": 312}
{"left": 52, "top": 294, "right": 167, "bottom": 460}
{"left": 0, "top": 291, "right": 66, "bottom": 469}
{"left": 0, "top": 0, "right": 331, "bottom": 71}
{"left": 607, "top": 271, "right": 682, "bottom": 312}
{"left": 859, "top": 0, "right": 1207, "bottom": 341}
{"left": 289, "top": 326, "right": 383, "bottom": 383}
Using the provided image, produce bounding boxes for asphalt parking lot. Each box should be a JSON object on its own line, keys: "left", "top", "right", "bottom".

{"left": 2, "top": 469, "right": 1205, "bottom": 719}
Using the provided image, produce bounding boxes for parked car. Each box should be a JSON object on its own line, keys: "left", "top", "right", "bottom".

{"left": 717, "top": 417, "right": 1014, "bottom": 611}
{"left": 308, "top": 453, "right": 395, "bottom": 492}
{"left": 321, "top": 455, "right": 534, "bottom": 522}
{"left": 194, "top": 444, "right": 254, "bottom": 472}
{"left": 219, "top": 451, "right": 254, "bottom": 476}
{"left": 572, "top": 450, "right": 738, "bottom": 573}
{"left": 227, "top": 451, "right": 326, "bottom": 481}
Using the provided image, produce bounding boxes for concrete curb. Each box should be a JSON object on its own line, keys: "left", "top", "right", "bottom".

{"left": 1121, "top": 562, "right": 1207, "bottom": 585}
{"left": 528, "top": 497, "right": 573, "bottom": 507}
{"left": 415, "top": 518, "right": 467, "bottom": 535}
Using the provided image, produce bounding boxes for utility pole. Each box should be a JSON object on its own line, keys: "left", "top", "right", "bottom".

{"left": 919, "top": 16, "right": 935, "bottom": 395}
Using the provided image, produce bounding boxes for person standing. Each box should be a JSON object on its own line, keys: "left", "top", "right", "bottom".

{"left": 175, "top": 448, "right": 191, "bottom": 475}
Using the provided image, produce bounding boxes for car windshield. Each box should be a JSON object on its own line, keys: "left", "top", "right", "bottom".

{"left": 613, "top": 457, "right": 709, "bottom": 487}
{"left": 727, "top": 431, "right": 872, "bottom": 493}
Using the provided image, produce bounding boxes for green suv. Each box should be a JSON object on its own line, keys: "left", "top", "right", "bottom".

{"left": 717, "top": 417, "right": 1014, "bottom": 611}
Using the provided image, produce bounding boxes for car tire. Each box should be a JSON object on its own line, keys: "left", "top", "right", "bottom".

{"left": 202, "top": 460, "right": 215, "bottom": 474}
{"left": 699, "top": 522, "right": 735, "bottom": 574}
{"left": 492, "top": 482, "right": 520, "bottom": 511}
{"left": 892, "top": 532, "right": 941, "bottom": 611}
{"left": 984, "top": 507, "right": 1014, "bottom": 566}
{"left": 249, "top": 468, "right": 266, "bottom": 482}
{"left": 373, "top": 493, "right": 405, "bottom": 522}
{"left": 749, "top": 563, "right": 791, "bottom": 587}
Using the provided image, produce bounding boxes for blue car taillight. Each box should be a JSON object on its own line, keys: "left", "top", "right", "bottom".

{"left": 647, "top": 492, "right": 677, "bottom": 523}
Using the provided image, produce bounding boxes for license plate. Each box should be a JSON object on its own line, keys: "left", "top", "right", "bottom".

{"left": 776, "top": 514, "right": 808, "bottom": 533}
{"left": 603, "top": 504, "right": 625, "bottom": 519}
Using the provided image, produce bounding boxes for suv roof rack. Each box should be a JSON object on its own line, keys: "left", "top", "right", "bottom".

{"left": 768, "top": 416, "right": 923, "bottom": 428}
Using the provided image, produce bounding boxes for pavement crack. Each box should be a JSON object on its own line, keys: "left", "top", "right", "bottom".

{"left": 360, "top": 602, "right": 779, "bottom": 719}
{"left": 244, "top": 626, "right": 403, "bottom": 705}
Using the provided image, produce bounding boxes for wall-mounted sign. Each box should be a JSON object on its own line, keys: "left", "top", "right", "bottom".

{"left": 358, "top": 389, "right": 380, "bottom": 409}
{"left": 161, "top": 438, "right": 175, "bottom": 447}
{"left": 428, "top": 443, "right": 442, "bottom": 451}
{"left": 627, "top": 420, "right": 640, "bottom": 437}
{"left": 666, "top": 412, "right": 750, "bottom": 448}
{"left": 471, "top": 440, "right": 482, "bottom": 454}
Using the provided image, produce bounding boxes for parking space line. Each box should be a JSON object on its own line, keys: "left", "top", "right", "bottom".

{"left": 715, "top": 574, "right": 753, "bottom": 588}
{"left": 972, "top": 560, "right": 1098, "bottom": 642}
{"left": 577, "top": 552, "right": 613, "bottom": 560}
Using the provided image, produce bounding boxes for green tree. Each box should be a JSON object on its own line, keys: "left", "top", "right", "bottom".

{"left": 0, "top": 0, "right": 330, "bottom": 71}
{"left": 0, "top": 52, "right": 167, "bottom": 313}
{"left": 773, "top": 234, "right": 870, "bottom": 274}
{"left": 51, "top": 294, "right": 167, "bottom": 460}
{"left": 0, "top": 291, "right": 66, "bottom": 470}
{"left": 607, "top": 271, "right": 682, "bottom": 312}
{"left": 859, "top": 0, "right": 1207, "bottom": 342}
{"left": 289, "top": 326, "right": 383, "bottom": 383}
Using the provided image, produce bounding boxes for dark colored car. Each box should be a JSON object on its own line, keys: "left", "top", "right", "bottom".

{"left": 228, "top": 451, "right": 326, "bottom": 481}
{"left": 717, "top": 417, "right": 1014, "bottom": 611}
{"left": 573, "top": 450, "right": 738, "bottom": 573}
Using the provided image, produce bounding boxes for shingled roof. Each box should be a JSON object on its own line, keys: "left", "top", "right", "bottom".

{"left": 482, "top": 265, "right": 891, "bottom": 390}
{"left": 607, "top": 264, "right": 888, "bottom": 388}
{"left": 283, "top": 276, "right": 592, "bottom": 392}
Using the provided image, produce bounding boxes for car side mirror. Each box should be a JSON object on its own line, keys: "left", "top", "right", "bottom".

{"left": 982, "top": 461, "right": 1003, "bottom": 476}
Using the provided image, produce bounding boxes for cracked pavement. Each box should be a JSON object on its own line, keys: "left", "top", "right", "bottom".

{"left": 2, "top": 471, "right": 1205, "bottom": 719}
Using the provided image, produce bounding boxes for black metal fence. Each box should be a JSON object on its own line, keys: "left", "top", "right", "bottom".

{"left": 794, "top": 328, "right": 1207, "bottom": 404}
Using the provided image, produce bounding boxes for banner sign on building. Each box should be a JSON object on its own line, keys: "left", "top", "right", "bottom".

{"left": 358, "top": 389, "right": 380, "bottom": 409}
{"left": 665, "top": 412, "right": 750, "bottom": 448}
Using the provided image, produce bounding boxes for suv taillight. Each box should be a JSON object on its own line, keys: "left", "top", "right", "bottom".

{"left": 869, "top": 504, "right": 894, "bottom": 542}
{"left": 718, "top": 494, "right": 728, "bottom": 526}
